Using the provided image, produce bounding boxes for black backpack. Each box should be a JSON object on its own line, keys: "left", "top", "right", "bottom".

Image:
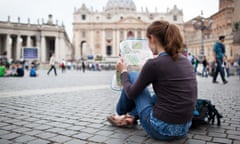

{"left": 191, "top": 99, "right": 223, "bottom": 128}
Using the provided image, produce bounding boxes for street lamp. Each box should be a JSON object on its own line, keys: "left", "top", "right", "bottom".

{"left": 192, "top": 12, "right": 213, "bottom": 62}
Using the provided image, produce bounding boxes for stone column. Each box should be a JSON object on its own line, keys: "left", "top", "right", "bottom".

{"left": 112, "top": 29, "right": 116, "bottom": 56}
{"left": 40, "top": 35, "right": 46, "bottom": 63}
{"left": 55, "top": 36, "right": 60, "bottom": 63}
{"left": 59, "top": 33, "right": 65, "bottom": 60}
{"left": 36, "top": 34, "right": 41, "bottom": 61}
{"left": 74, "top": 31, "right": 80, "bottom": 60}
{"left": 27, "top": 35, "right": 31, "bottom": 47}
{"left": 16, "top": 35, "right": 22, "bottom": 60}
{"left": 89, "top": 29, "right": 94, "bottom": 56}
{"left": 101, "top": 30, "right": 106, "bottom": 57}
{"left": 6, "top": 34, "right": 12, "bottom": 59}
{"left": 141, "top": 30, "right": 145, "bottom": 39}
{"left": 124, "top": 30, "right": 127, "bottom": 40}
{"left": 116, "top": 29, "right": 120, "bottom": 56}
{"left": 134, "top": 29, "right": 137, "bottom": 39}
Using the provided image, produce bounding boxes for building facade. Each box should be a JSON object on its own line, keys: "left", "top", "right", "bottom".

{"left": 72, "top": 0, "right": 183, "bottom": 61}
{"left": 184, "top": 0, "right": 239, "bottom": 61}
{"left": 232, "top": 0, "right": 240, "bottom": 55}
{"left": 0, "top": 15, "right": 72, "bottom": 64}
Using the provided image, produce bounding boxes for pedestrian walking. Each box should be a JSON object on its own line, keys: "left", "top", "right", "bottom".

{"left": 224, "top": 59, "right": 231, "bottom": 77}
{"left": 107, "top": 20, "right": 197, "bottom": 141}
{"left": 212, "top": 35, "right": 228, "bottom": 84}
{"left": 60, "top": 58, "right": 66, "bottom": 73}
{"left": 202, "top": 56, "right": 208, "bottom": 77}
{"left": 193, "top": 56, "right": 199, "bottom": 74}
{"left": 82, "top": 61, "right": 86, "bottom": 72}
{"left": 187, "top": 53, "right": 194, "bottom": 64}
{"left": 47, "top": 53, "right": 57, "bottom": 76}
{"left": 236, "top": 55, "right": 240, "bottom": 79}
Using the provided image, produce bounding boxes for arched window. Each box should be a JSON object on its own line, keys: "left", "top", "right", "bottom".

{"left": 127, "top": 31, "right": 134, "bottom": 39}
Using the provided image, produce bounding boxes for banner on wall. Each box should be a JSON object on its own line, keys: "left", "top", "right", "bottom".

{"left": 23, "top": 47, "right": 38, "bottom": 59}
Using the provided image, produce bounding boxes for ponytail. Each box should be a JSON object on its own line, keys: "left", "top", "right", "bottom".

{"left": 146, "top": 20, "right": 183, "bottom": 61}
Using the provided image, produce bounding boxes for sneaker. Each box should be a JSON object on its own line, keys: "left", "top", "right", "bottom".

{"left": 212, "top": 81, "right": 219, "bottom": 84}
{"left": 223, "top": 80, "right": 228, "bottom": 84}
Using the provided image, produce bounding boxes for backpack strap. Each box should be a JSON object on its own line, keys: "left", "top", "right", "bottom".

{"left": 208, "top": 104, "right": 223, "bottom": 126}
{"left": 212, "top": 105, "right": 223, "bottom": 126}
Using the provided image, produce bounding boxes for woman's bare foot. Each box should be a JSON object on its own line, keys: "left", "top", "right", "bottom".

{"left": 107, "top": 114, "right": 137, "bottom": 128}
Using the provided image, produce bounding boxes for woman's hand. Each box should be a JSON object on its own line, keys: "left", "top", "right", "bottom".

{"left": 116, "top": 58, "right": 127, "bottom": 73}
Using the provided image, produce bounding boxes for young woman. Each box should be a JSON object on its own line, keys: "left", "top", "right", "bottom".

{"left": 107, "top": 20, "right": 197, "bottom": 140}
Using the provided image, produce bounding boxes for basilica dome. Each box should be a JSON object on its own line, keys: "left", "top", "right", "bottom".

{"left": 105, "top": 0, "right": 136, "bottom": 12}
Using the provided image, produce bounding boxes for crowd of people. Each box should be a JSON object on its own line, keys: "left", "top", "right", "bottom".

{"left": 188, "top": 51, "right": 240, "bottom": 80}
{"left": 189, "top": 53, "right": 239, "bottom": 78}
{"left": 58, "top": 59, "right": 115, "bottom": 73}
{"left": 0, "top": 57, "right": 39, "bottom": 78}
{"left": 0, "top": 54, "right": 116, "bottom": 78}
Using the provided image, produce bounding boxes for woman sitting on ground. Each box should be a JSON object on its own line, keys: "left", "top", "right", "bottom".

{"left": 107, "top": 20, "right": 197, "bottom": 141}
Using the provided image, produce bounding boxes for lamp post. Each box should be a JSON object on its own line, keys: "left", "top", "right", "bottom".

{"left": 192, "top": 12, "right": 212, "bottom": 62}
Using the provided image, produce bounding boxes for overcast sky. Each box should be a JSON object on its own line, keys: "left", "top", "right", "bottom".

{"left": 0, "top": 0, "right": 219, "bottom": 39}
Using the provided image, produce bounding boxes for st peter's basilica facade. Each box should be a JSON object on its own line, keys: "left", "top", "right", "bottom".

{"left": 72, "top": 0, "right": 183, "bottom": 61}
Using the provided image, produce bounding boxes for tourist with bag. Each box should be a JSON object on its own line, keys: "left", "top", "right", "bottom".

{"left": 107, "top": 20, "right": 197, "bottom": 141}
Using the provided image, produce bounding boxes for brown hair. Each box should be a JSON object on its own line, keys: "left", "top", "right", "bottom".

{"left": 219, "top": 35, "right": 225, "bottom": 40}
{"left": 146, "top": 20, "right": 183, "bottom": 61}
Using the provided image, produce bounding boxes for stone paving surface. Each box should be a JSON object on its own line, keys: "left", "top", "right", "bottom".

{"left": 0, "top": 70, "right": 240, "bottom": 144}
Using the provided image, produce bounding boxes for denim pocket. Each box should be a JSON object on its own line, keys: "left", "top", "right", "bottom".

{"left": 150, "top": 111, "right": 191, "bottom": 136}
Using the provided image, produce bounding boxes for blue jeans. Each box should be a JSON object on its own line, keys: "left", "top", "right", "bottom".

{"left": 116, "top": 71, "right": 191, "bottom": 140}
{"left": 213, "top": 59, "right": 226, "bottom": 82}
{"left": 202, "top": 66, "right": 208, "bottom": 77}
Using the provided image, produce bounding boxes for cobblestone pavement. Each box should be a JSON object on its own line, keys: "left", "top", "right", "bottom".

{"left": 0, "top": 70, "right": 240, "bottom": 144}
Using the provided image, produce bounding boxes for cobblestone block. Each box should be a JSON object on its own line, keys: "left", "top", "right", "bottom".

{"left": 110, "top": 133, "right": 129, "bottom": 139}
{"left": 64, "top": 139, "right": 87, "bottom": 144}
{"left": 0, "top": 132, "right": 21, "bottom": 140}
{"left": 66, "top": 125, "right": 85, "bottom": 131}
{"left": 213, "top": 137, "right": 232, "bottom": 143}
{"left": 0, "top": 129, "right": 10, "bottom": 136}
{"left": 27, "top": 138, "right": 51, "bottom": 144}
{"left": 0, "top": 139, "right": 12, "bottom": 144}
{"left": 81, "top": 127, "right": 99, "bottom": 133}
{"left": 126, "top": 135, "right": 147, "bottom": 143}
{"left": 36, "top": 132, "right": 57, "bottom": 139}
{"left": 95, "top": 130, "right": 114, "bottom": 137}
{"left": 228, "top": 134, "right": 240, "bottom": 140}
{"left": 104, "top": 138, "right": 125, "bottom": 144}
{"left": 46, "top": 127, "right": 65, "bottom": 133}
{"left": 233, "top": 140, "right": 240, "bottom": 144}
{"left": 1, "top": 125, "right": 21, "bottom": 131}
{"left": 23, "top": 130, "right": 42, "bottom": 136}
{"left": 185, "top": 139, "right": 206, "bottom": 144}
{"left": 57, "top": 130, "right": 78, "bottom": 136}
{"left": 13, "top": 127, "right": 32, "bottom": 133}
{"left": 208, "top": 131, "right": 227, "bottom": 138}
{"left": 88, "top": 135, "right": 109, "bottom": 143}
{"left": 72, "top": 133, "right": 94, "bottom": 140}
{"left": 48, "top": 135, "right": 72, "bottom": 143}
{"left": 14, "top": 135, "right": 36, "bottom": 143}
{"left": 193, "top": 134, "right": 212, "bottom": 141}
